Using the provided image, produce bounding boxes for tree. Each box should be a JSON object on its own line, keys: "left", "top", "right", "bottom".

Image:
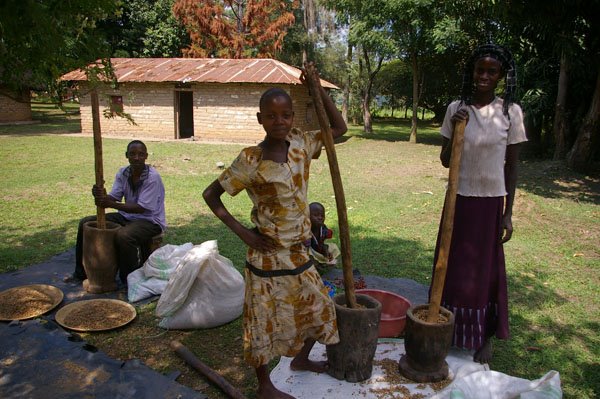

{"left": 323, "top": 0, "right": 396, "bottom": 132}
{"left": 383, "top": 0, "right": 439, "bottom": 142}
{"left": 567, "top": 66, "right": 600, "bottom": 172}
{"left": 279, "top": 1, "right": 341, "bottom": 70}
{"left": 373, "top": 59, "right": 411, "bottom": 118}
{"left": 0, "top": 0, "right": 120, "bottom": 94}
{"left": 173, "top": 0, "right": 299, "bottom": 58}
{"left": 98, "top": 0, "right": 190, "bottom": 58}
{"left": 503, "top": 0, "right": 600, "bottom": 170}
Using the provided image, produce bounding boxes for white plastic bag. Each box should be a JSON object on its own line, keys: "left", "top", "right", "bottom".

{"left": 144, "top": 243, "right": 194, "bottom": 279}
{"left": 156, "top": 240, "right": 245, "bottom": 329}
{"left": 127, "top": 268, "right": 168, "bottom": 302}
{"left": 127, "top": 242, "right": 194, "bottom": 303}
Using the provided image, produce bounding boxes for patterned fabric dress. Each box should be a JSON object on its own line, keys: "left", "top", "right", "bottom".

{"left": 218, "top": 128, "right": 340, "bottom": 368}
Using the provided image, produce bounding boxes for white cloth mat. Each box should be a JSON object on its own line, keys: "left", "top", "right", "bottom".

{"left": 270, "top": 339, "right": 561, "bottom": 398}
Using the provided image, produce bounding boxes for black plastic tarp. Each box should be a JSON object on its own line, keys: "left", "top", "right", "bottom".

{"left": 0, "top": 249, "right": 204, "bottom": 399}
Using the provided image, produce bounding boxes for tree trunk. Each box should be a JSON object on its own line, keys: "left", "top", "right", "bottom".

{"left": 301, "top": 0, "right": 317, "bottom": 65}
{"left": 409, "top": 52, "right": 418, "bottom": 143}
{"left": 342, "top": 42, "right": 352, "bottom": 123}
{"left": 362, "top": 93, "right": 372, "bottom": 133}
{"left": 553, "top": 49, "right": 569, "bottom": 160}
{"left": 567, "top": 66, "right": 600, "bottom": 172}
{"left": 361, "top": 46, "right": 374, "bottom": 134}
{"left": 524, "top": 113, "right": 543, "bottom": 157}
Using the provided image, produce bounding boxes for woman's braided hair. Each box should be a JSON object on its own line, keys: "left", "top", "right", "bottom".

{"left": 460, "top": 43, "right": 517, "bottom": 117}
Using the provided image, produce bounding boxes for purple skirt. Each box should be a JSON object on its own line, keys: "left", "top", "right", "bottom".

{"left": 430, "top": 195, "right": 509, "bottom": 350}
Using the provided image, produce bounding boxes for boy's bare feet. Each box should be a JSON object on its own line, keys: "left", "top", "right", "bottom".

{"left": 290, "top": 358, "right": 329, "bottom": 373}
{"left": 473, "top": 338, "right": 492, "bottom": 364}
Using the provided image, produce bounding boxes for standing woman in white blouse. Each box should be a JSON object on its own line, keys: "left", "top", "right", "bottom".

{"left": 433, "top": 44, "right": 528, "bottom": 364}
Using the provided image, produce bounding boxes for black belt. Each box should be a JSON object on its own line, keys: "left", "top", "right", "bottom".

{"left": 245, "top": 259, "right": 314, "bottom": 278}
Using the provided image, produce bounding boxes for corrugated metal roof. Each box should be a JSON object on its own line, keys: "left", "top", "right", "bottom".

{"left": 61, "top": 58, "right": 338, "bottom": 89}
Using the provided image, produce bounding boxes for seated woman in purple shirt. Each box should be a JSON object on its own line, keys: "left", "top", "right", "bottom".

{"left": 68, "top": 140, "right": 166, "bottom": 284}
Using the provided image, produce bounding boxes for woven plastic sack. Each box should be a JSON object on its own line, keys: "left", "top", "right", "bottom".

{"left": 127, "top": 268, "right": 168, "bottom": 303}
{"left": 155, "top": 240, "right": 244, "bottom": 329}
{"left": 143, "top": 243, "right": 194, "bottom": 280}
{"left": 127, "top": 242, "right": 194, "bottom": 303}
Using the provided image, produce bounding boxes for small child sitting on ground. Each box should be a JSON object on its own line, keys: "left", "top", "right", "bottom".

{"left": 308, "top": 202, "right": 340, "bottom": 273}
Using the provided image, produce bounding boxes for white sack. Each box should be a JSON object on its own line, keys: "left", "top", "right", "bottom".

{"left": 429, "top": 369, "right": 562, "bottom": 399}
{"left": 143, "top": 242, "right": 194, "bottom": 279}
{"left": 156, "top": 240, "right": 245, "bottom": 329}
{"left": 127, "top": 268, "right": 168, "bottom": 303}
{"left": 126, "top": 242, "right": 194, "bottom": 303}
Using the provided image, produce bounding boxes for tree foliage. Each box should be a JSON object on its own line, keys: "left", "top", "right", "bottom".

{"left": 0, "top": 0, "right": 120, "bottom": 92}
{"left": 98, "top": 0, "right": 189, "bottom": 58}
{"left": 173, "top": 0, "right": 299, "bottom": 58}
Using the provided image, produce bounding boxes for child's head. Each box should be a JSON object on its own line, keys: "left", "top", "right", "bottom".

{"left": 309, "top": 202, "right": 326, "bottom": 227}
{"left": 460, "top": 43, "right": 516, "bottom": 115}
{"left": 257, "top": 88, "right": 294, "bottom": 140}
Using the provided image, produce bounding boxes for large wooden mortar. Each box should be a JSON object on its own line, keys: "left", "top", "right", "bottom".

{"left": 326, "top": 293, "right": 382, "bottom": 382}
{"left": 398, "top": 304, "right": 454, "bottom": 382}
{"left": 82, "top": 221, "right": 120, "bottom": 294}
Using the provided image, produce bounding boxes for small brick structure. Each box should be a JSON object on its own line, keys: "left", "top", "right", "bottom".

{"left": 62, "top": 58, "right": 336, "bottom": 144}
{"left": 0, "top": 86, "right": 32, "bottom": 123}
{"left": 76, "top": 81, "right": 319, "bottom": 143}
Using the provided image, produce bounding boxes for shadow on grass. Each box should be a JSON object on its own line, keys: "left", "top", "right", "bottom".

{"left": 0, "top": 104, "right": 80, "bottom": 136}
{"left": 518, "top": 160, "right": 600, "bottom": 205}
{"left": 163, "top": 216, "right": 435, "bottom": 286}
{"left": 494, "top": 272, "right": 600, "bottom": 397}
{"left": 0, "top": 225, "right": 72, "bottom": 273}
{"left": 347, "top": 118, "right": 442, "bottom": 146}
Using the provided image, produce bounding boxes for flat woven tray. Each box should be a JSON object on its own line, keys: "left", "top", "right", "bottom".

{"left": 0, "top": 284, "right": 64, "bottom": 321}
{"left": 55, "top": 299, "right": 136, "bottom": 332}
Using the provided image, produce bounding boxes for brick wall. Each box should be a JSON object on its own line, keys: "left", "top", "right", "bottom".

{"left": 79, "top": 82, "right": 321, "bottom": 143}
{"left": 0, "top": 88, "right": 32, "bottom": 123}
{"left": 79, "top": 83, "right": 175, "bottom": 139}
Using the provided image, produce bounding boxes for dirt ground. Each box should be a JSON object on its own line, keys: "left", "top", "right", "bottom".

{"left": 84, "top": 302, "right": 256, "bottom": 398}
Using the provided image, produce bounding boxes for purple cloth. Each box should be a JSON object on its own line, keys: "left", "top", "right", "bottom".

{"left": 431, "top": 195, "right": 509, "bottom": 350}
{"left": 109, "top": 165, "right": 166, "bottom": 231}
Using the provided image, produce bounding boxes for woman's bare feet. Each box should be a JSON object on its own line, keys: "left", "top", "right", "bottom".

{"left": 289, "top": 338, "right": 329, "bottom": 373}
{"left": 257, "top": 384, "right": 295, "bottom": 399}
{"left": 256, "top": 365, "right": 295, "bottom": 399}
{"left": 290, "top": 358, "right": 329, "bottom": 373}
{"left": 473, "top": 338, "right": 493, "bottom": 364}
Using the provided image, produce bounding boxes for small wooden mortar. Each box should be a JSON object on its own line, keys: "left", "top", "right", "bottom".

{"left": 398, "top": 119, "right": 466, "bottom": 382}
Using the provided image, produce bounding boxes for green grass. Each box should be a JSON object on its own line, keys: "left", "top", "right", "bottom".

{"left": 0, "top": 104, "right": 598, "bottom": 398}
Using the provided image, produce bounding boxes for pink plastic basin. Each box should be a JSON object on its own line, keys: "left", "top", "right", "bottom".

{"left": 356, "top": 289, "right": 412, "bottom": 338}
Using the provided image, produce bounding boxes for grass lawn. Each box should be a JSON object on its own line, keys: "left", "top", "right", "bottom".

{"left": 0, "top": 104, "right": 598, "bottom": 398}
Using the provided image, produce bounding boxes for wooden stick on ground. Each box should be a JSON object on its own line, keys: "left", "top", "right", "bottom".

{"left": 91, "top": 89, "right": 106, "bottom": 229}
{"left": 171, "top": 340, "right": 247, "bottom": 399}
{"left": 303, "top": 62, "right": 357, "bottom": 309}
{"left": 427, "top": 119, "right": 466, "bottom": 322}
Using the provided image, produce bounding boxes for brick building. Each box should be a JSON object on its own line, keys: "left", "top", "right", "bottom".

{"left": 0, "top": 86, "right": 32, "bottom": 123}
{"left": 61, "top": 58, "right": 338, "bottom": 143}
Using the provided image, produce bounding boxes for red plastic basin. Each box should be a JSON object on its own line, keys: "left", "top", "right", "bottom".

{"left": 356, "top": 289, "right": 412, "bottom": 338}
